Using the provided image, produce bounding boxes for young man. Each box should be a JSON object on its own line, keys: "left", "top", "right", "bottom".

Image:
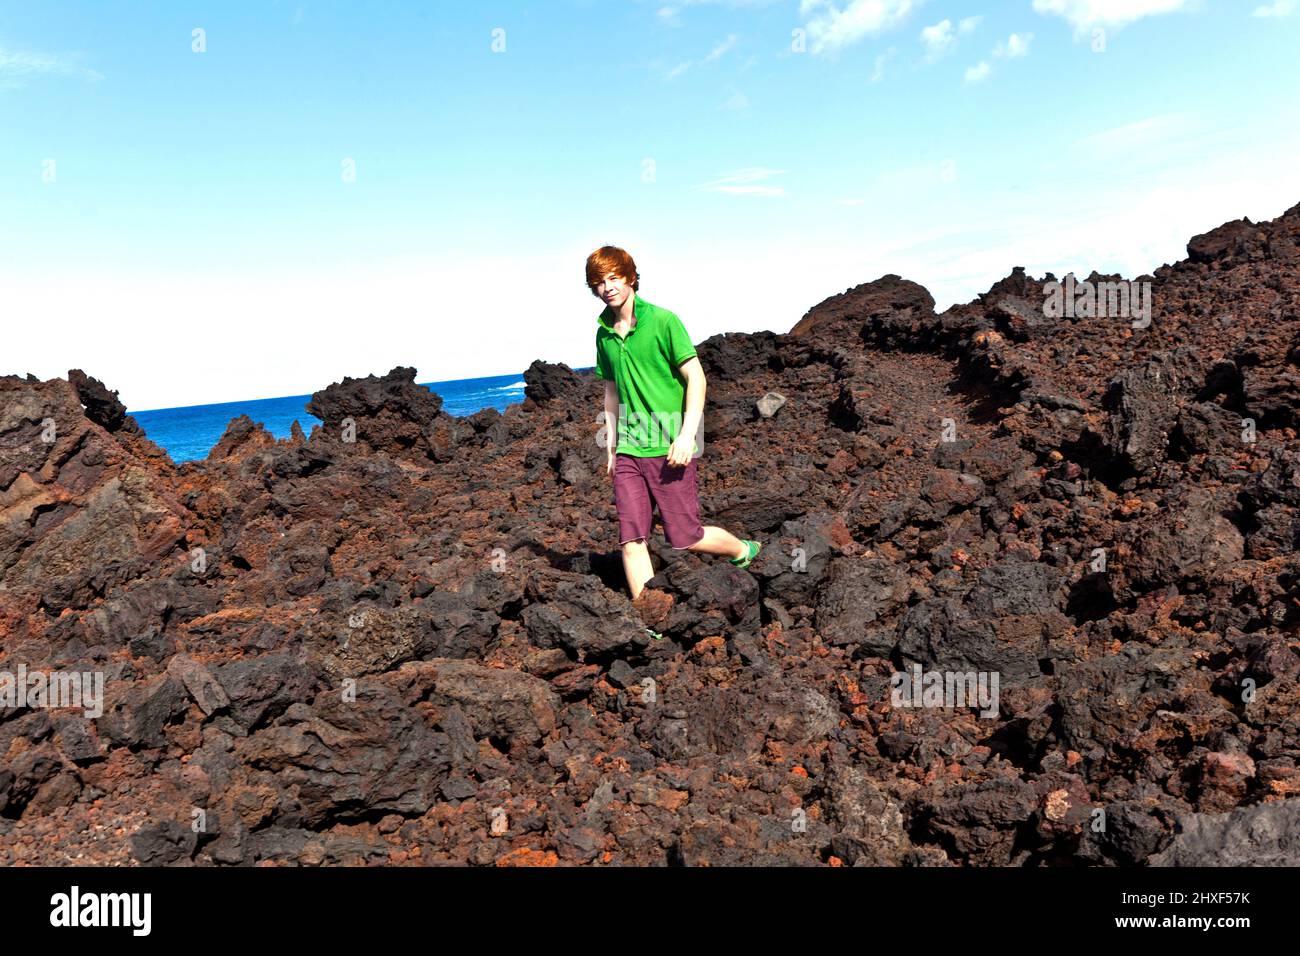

{"left": 587, "top": 245, "right": 761, "bottom": 607}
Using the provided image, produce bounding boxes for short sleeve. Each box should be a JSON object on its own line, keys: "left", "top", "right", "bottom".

{"left": 662, "top": 314, "right": 698, "bottom": 368}
{"left": 595, "top": 334, "right": 612, "bottom": 380}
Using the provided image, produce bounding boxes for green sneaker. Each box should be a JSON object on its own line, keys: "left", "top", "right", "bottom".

{"left": 644, "top": 626, "right": 664, "bottom": 641}
{"left": 729, "top": 539, "right": 761, "bottom": 569}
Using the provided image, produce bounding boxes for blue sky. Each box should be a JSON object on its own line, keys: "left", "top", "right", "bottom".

{"left": 3, "top": 0, "right": 1298, "bottom": 410}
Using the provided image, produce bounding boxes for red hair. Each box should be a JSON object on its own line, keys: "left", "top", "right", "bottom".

{"left": 585, "top": 246, "right": 639, "bottom": 293}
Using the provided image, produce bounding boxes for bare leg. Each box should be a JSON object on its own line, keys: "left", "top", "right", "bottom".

{"left": 682, "top": 525, "right": 748, "bottom": 560}
{"left": 621, "top": 538, "right": 655, "bottom": 602}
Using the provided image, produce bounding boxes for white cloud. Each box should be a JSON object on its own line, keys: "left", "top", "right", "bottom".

{"left": 799, "top": 0, "right": 920, "bottom": 55}
{"left": 922, "top": 15, "right": 986, "bottom": 63}
{"left": 1252, "top": 1, "right": 1294, "bottom": 16}
{"left": 993, "top": 32, "right": 1033, "bottom": 58}
{"left": 663, "top": 32, "right": 739, "bottom": 79}
{"left": 719, "top": 89, "right": 750, "bottom": 110}
{"left": 1075, "top": 113, "right": 1188, "bottom": 152}
{"left": 658, "top": 0, "right": 784, "bottom": 27}
{"left": 0, "top": 49, "right": 67, "bottom": 77}
{"left": 703, "top": 33, "right": 739, "bottom": 62}
{"left": 697, "top": 166, "right": 787, "bottom": 196}
{"left": 961, "top": 31, "right": 1031, "bottom": 82}
{"left": 920, "top": 19, "right": 955, "bottom": 58}
{"left": 1032, "top": 0, "right": 1192, "bottom": 36}
{"left": 0, "top": 47, "right": 103, "bottom": 86}
{"left": 657, "top": 5, "right": 684, "bottom": 25}
{"left": 870, "top": 46, "right": 897, "bottom": 81}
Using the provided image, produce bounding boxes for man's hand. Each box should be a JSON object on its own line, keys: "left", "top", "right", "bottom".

{"left": 607, "top": 447, "right": 616, "bottom": 476}
{"left": 665, "top": 435, "right": 694, "bottom": 467}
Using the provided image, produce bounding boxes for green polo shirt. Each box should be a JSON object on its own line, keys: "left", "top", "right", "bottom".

{"left": 595, "top": 293, "right": 701, "bottom": 457}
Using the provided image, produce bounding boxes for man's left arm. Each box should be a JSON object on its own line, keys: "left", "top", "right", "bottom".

{"left": 669, "top": 356, "right": 705, "bottom": 466}
{"left": 662, "top": 313, "right": 702, "bottom": 466}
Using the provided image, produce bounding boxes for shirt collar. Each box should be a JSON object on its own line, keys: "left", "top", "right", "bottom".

{"left": 599, "top": 293, "right": 646, "bottom": 330}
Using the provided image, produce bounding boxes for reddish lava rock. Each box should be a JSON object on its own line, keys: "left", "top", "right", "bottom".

{"left": 1, "top": 204, "right": 1299, "bottom": 865}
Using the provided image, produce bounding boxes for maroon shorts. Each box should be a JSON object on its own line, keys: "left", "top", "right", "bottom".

{"left": 612, "top": 453, "right": 705, "bottom": 550}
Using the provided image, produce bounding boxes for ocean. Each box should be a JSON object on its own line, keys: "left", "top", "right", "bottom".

{"left": 130, "top": 370, "right": 589, "bottom": 463}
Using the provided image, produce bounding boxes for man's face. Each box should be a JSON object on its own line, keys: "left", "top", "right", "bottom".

{"left": 594, "top": 271, "right": 633, "bottom": 310}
